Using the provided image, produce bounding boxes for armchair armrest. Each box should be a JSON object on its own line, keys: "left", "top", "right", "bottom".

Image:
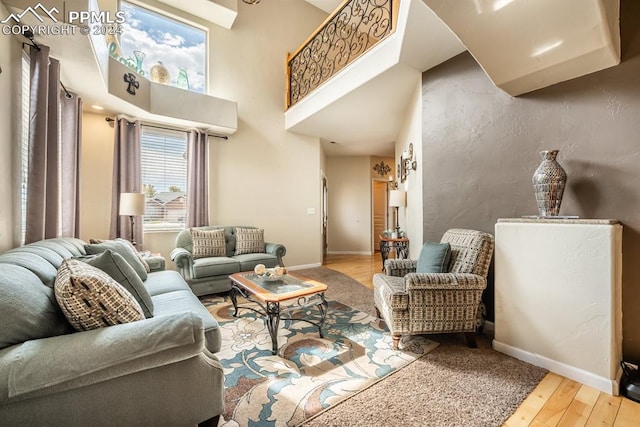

{"left": 384, "top": 259, "right": 417, "bottom": 277}
{"left": 2, "top": 312, "right": 206, "bottom": 402}
{"left": 265, "top": 242, "right": 286, "bottom": 265}
{"left": 404, "top": 273, "right": 487, "bottom": 291}
{"left": 171, "top": 247, "right": 194, "bottom": 280}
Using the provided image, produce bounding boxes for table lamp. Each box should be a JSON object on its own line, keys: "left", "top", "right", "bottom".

{"left": 119, "top": 192, "right": 145, "bottom": 246}
{"left": 388, "top": 190, "right": 406, "bottom": 236}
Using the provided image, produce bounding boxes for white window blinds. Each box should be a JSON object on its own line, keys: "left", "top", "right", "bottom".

{"left": 140, "top": 126, "right": 188, "bottom": 230}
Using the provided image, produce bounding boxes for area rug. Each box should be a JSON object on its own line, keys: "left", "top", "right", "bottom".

{"left": 201, "top": 295, "right": 439, "bottom": 426}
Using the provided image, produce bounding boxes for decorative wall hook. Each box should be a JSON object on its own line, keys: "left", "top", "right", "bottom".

{"left": 124, "top": 73, "right": 139, "bottom": 95}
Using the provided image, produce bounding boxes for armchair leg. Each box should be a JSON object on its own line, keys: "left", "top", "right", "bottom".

{"left": 464, "top": 332, "right": 478, "bottom": 348}
{"left": 392, "top": 334, "right": 401, "bottom": 350}
{"left": 198, "top": 415, "right": 220, "bottom": 427}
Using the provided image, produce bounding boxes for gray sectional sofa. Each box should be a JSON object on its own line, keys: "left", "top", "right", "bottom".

{"left": 171, "top": 225, "right": 286, "bottom": 296}
{"left": 0, "top": 237, "right": 224, "bottom": 426}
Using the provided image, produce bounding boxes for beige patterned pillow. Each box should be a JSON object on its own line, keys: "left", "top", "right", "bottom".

{"left": 54, "top": 259, "right": 144, "bottom": 331}
{"left": 235, "top": 228, "right": 265, "bottom": 255}
{"left": 191, "top": 228, "right": 226, "bottom": 259}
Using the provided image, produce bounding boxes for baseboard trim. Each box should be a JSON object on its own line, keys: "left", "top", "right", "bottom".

{"left": 492, "top": 340, "right": 620, "bottom": 395}
{"left": 327, "top": 251, "right": 373, "bottom": 255}
{"left": 287, "top": 263, "right": 322, "bottom": 270}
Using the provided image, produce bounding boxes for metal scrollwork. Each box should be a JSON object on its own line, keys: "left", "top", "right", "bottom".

{"left": 287, "top": 0, "right": 394, "bottom": 107}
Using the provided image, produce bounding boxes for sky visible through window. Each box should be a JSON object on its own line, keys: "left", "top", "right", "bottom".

{"left": 119, "top": 1, "right": 206, "bottom": 93}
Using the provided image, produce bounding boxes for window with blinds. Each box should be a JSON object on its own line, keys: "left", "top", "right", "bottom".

{"left": 140, "top": 126, "right": 188, "bottom": 230}
{"left": 20, "top": 54, "right": 30, "bottom": 243}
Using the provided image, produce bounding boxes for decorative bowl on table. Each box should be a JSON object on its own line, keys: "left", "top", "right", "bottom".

{"left": 254, "top": 264, "right": 286, "bottom": 281}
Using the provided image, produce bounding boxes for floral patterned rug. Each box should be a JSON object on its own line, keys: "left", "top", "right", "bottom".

{"left": 201, "top": 295, "right": 439, "bottom": 427}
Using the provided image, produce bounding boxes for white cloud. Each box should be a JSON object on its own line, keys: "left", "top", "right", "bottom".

{"left": 119, "top": 22, "right": 206, "bottom": 92}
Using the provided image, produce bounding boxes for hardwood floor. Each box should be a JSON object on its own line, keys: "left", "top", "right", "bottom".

{"left": 322, "top": 253, "right": 640, "bottom": 427}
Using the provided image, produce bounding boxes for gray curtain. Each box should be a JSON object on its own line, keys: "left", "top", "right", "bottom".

{"left": 25, "top": 45, "right": 82, "bottom": 244}
{"left": 109, "top": 118, "right": 143, "bottom": 249}
{"left": 186, "top": 130, "right": 209, "bottom": 227}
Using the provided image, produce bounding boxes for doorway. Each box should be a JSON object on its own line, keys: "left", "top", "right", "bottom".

{"left": 372, "top": 180, "right": 388, "bottom": 253}
{"left": 322, "top": 173, "right": 328, "bottom": 262}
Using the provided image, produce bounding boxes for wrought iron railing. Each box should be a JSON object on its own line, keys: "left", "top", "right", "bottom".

{"left": 286, "top": 0, "right": 398, "bottom": 108}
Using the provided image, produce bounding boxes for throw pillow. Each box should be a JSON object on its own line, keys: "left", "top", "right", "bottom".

{"left": 54, "top": 259, "right": 144, "bottom": 331}
{"left": 84, "top": 250, "right": 154, "bottom": 318}
{"left": 85, "top": 240, "right": 148, "bottom": 281}
{"left": 234, "top": 228, "right": 265, "bottom": 255}
{"left": 89, "top": 238, "right": 151, "bottom": 273}
{"left": 416, "top": 242, "right": 451, "bottom": 273}
{"left": 191, "top": 228, "right": 226, "bottom": 259}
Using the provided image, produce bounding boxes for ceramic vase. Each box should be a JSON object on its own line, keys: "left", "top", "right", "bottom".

{"left": 532, "top": 149, "right": 567, "bottom": 217}
{"left": 150, "top": 61, "right": 170, "bottom": 84}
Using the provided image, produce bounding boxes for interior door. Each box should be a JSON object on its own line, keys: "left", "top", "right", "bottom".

{"left": 322, "top": 175, "right": 328, "bottom": 262}
{"left": 372, "top": 180, "right": 387, "bottom": 252}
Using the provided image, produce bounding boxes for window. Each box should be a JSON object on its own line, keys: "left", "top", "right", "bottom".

{"left": 140, "top": 126, "right": 188, "bottom": 230}
{"left": 116, "top": 1, "right": 207, "bottom": 93}
{"left": 20, "top": 53, "right": 30, "bottom": 243}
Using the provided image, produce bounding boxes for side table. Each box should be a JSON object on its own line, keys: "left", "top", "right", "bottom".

{"left": 378, "top": 236, "right": 409, "bottom": 271}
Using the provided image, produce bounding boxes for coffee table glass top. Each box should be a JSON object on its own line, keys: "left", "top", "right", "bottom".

{"left": 229, "top": 272, "right": 328, "bottom": 302}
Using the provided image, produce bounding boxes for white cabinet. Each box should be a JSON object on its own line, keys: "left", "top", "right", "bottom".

{"left": 493, "top": 218, "right": 623, "bottom": 395}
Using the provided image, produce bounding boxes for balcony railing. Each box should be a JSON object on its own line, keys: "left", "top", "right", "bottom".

{"left": 286, "top": 0, "right": 399, "bottom": 109}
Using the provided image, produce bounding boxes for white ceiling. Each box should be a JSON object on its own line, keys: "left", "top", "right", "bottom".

{"left": 2, "top": 0, "right": 621, "bottom": 157}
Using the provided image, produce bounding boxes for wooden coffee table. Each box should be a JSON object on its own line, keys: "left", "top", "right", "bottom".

{"left": 229, "top": 271, "right": 329, "bottom": 355}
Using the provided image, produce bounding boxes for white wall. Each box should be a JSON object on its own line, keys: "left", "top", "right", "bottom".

{"left": 80, "top": 112, "right": 114, "bottom": 242}
{"left": 0, "top": 7, "right": 22, "bottom": 251}
{"left": 394, "top": 73, "right": 423, "bottom": 258}
{"left": 78, "top": 1, "right": 327, "bottom": 269}
{"left": 326, "top": 156, "right": 372, "bottom": 254}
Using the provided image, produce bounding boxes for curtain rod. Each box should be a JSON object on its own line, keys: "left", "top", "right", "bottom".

{"left": 105, "top": 117, "right": 228, "bottom": 140}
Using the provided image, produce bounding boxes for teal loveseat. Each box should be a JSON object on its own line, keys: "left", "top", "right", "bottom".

{"left": 171, "top": 226, "right": 286, "bottom": 296}
{"left": 0, "top": 237, "right": 224, "bottom": 426}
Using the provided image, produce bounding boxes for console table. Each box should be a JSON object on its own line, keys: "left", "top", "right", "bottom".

{"left": 493, "top": 218, "right": 622, "bottom": 394}
{"left": 378, "top": 236, "right": 409, "bottom": 271}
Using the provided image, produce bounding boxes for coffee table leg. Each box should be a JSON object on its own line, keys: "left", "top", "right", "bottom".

{"left": 230, "top": 285, "right": 239, "bottom": 317}
{"left": 317, "top": 293, "right": 328, "bottom": 338}
{"left": 266, "top": 302, "right": 281, "bottom": 355}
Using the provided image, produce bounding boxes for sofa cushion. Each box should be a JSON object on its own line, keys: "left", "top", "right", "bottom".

{"left": 233, "top": 253, "right": 279, "bottom": 272}
{"left": 151, "top": 289, "right": 221, "bottom": 353}
{"left": 54, "top": 259, "right": 145, "bottom": 331}
{"left": 191, "top": 228, "right": 226, "bottom": 259}
{"left": 83, "top": 250, "right": 154, "bottom": 318}
{"left": 416, "top": 242, "right": 451, "bottom": 273}
{"left": 89, "top": 238, "right": 151, "bottom": 273}
{"left": 85, "top": 240, "right": 148, "bottom": 281}
{"left": 193, "top": 257, "right": 240, "bottom": 279}
{"left": 234, "top": 227, "right": 265, "bottom": 255}
{"left": 0, "top": 264, "right": 72, "bottom": 350}
{"left": 144, "top": 270, "right": 192, "bottom": 297}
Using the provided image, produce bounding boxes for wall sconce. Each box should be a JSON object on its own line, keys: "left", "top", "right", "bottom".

{"left": 399, "top": 143, "right": 417, "bottom": 183}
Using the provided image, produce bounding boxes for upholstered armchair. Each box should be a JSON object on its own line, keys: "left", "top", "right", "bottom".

{"left": 373, "top": 229, "right": 494, "bottom": 349}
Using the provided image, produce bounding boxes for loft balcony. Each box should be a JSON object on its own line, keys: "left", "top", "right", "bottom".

{"left": 285, "top": 0, "right": 620, "bottom": 156}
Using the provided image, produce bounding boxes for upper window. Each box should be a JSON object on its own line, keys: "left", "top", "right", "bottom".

{"left": 140, "top": 127, "right": 188, "bottom": 230}
{"left": 115, "top": 1, "right": 207, "bottom": 93}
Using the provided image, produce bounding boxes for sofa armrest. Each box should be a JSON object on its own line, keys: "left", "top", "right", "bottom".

{"left": 404, "top": 273, "right": 487, "bottom": 291}
{"left": 171, "top": 247, "right": 194, "bottom": 280}
{"left": 384, "top": 259, "right": 417, "bottom": 277}
{"left": 1, "top": 312, "right": 206, "bottom": 402}
{"left": 265, "top": 242, "right": 286, "bottom": 265}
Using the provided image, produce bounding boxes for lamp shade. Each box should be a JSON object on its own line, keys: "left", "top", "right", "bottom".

{"left": 119, "top": 193, "right": 145, "bottom": 216}
{"left": 388, "top": 190, "right": 406, "bottom": 208}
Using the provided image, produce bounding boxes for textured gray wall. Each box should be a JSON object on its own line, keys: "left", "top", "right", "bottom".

{"left": 421, "top": 1, "right": 640, "bottom": 361}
